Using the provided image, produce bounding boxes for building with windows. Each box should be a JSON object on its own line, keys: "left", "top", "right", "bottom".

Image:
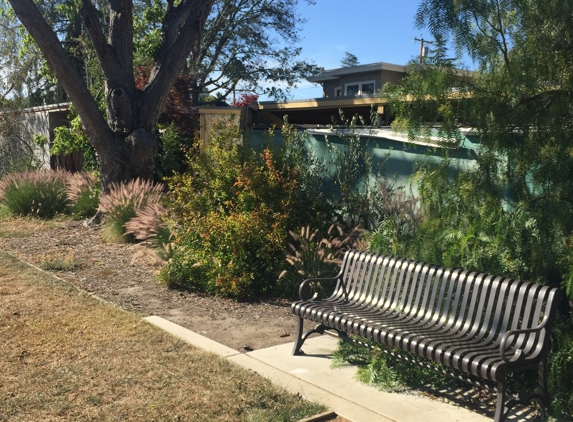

{"left": 250, "top": 62, "right": 408, "bottom": 127}
{"left": 308, "top": 62, "right": 407, "bottom": 99}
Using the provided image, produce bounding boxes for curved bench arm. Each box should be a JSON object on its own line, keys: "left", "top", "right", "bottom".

{"left": 298, "top": 276, "right": 341, "bottom": 301}
{"left": 500, "top": 316, "right": 549, "bottom": 363}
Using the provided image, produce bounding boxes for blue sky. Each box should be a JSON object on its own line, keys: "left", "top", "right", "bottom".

{"left": 288, "top": 0, "right": 435, "bottom": 100}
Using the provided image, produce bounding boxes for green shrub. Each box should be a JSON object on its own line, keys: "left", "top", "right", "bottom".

{"left": 52, "top": 112, "right": 98, "bottom": 171}
{"left": 369, "top": 182, "right": 422, "bottom": 257}
{"left": 161, "top": 120, "right": 331, "bottom": 298}
{"left": 98, "top": 178, "right": 164, "bottom": 243}
{"left": 0, "top": 170, "right": 70, "bottom": 218}
{"left": 155, "top": 123, "right": 193, "bottom": 180}
{"left": 65, "top": 171, "right": 100, "bottom": 219}
{"left": 325, "top": 111, "right": 388, "bottom": 231}
{"left": 547, "top": 315, "right": 573, "bottom": 418}
{"left": 0, "top": 204, "right": 10, "bottom": 219}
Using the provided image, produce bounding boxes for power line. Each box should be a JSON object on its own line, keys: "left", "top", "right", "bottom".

{"left": 414, "top": 37, "right": 433, "bottom": 62}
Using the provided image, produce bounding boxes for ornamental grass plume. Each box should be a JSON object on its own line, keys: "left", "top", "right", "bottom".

{"left": 98, "top": 178, "right": 164, "bottom": 243}
{"left": 280, "top": 224, "right": 364, "bottom": 280}
{"left": 0, "top": 169, "right": 70, "bottom": 218}
{"left": 124, "top": 202, "right": 172, "bottom": 259}
{"left": 65, "top": 171, "right": 100, "bottom": 218}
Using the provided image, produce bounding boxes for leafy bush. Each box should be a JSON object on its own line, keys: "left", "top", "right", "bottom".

{"left": 325, "top": 111, "right": 388, "bottom": 231}
{"left": 161, "top": 120, "right": 331, "bottom": 298}
{"left": 0, "top": 170, "right": 70, "bottom": 218}
{"left": 155, "top": 123, "right": 193, "bottom": 181}
{"left": 52, "top": 113, "right": 98, "bottom": 171}
{"left": 369, "top": 182, "right": 422, "bottom": 257}
{"left": 98, "top": 178, "right": 164, "bottom": 243}
{"left": 65, "top": 171, "right": 100, "bottom": 219}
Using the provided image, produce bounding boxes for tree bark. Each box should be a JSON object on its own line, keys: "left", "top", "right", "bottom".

{"left": 9, "top": 0, "right": 215, "bottom": 191}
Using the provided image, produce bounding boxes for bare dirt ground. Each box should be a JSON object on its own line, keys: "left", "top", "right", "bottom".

{"left": 0, "top": 218, "right": 301, "bottom": 353}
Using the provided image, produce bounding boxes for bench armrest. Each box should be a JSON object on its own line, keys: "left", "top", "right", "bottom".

{"left": 298, "top": 276, "right": 341, "bottom": 301}
{"left": 499, "top": 316, "right": 549, "bottom": 363}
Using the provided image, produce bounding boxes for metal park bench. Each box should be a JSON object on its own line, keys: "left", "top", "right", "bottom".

{"left": 291, "top": 250, "right": 563, "bottom": 422}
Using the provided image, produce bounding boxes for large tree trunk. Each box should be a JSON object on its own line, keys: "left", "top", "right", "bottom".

{"left": 10, "top": 0, "right": 215, "bottom": 192}
{"left": 97, "top": 129, "right": 158, "bottom": 189}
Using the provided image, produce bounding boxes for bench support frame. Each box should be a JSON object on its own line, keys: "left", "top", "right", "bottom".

{"left": 290, "top": 251, "right": 563, "bottom": 422}
{"left": 293, "top": 317, "right": 551, "bottom": 422}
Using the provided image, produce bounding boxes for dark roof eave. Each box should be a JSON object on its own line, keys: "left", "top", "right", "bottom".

{"left": 307, "top": 62, "right": 408, "bottom": 83}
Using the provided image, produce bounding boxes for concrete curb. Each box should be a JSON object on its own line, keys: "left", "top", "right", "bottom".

{"left": 143, "top": 315, "right": 491, "bottom": 422}
{"left": 143, "top": 316, "right": 388, "bottom": 422}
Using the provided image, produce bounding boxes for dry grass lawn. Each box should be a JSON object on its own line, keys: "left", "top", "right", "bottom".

{"left": 0, "top": 251, "right": 325, "bottom": 421}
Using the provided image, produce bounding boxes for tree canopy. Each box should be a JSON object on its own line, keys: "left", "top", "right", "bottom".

{"left": 6, "top": 0, "right": 318, "bottom": 189}
{"left": 185, "top": 0, "right": 321, "bottom": 104}
{"left": 383, "top": 3, "right": 573, "bottom": 416}
{"left": 386, "top": 0, "right": 573, "bottom": 284}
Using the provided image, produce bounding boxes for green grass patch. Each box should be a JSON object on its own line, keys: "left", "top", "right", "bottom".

{"left": 0, "top": 204, "right": 11, "bottom": 219}
{"left": 39, "top": 252, "right": 78, "bottom": 271}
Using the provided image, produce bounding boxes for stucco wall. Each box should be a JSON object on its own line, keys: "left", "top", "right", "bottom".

{"left": 198, "top": 107, "right": 243, "bottom": 149}
{"left": 0, "top": 109, "right": 50, "bottom": 175}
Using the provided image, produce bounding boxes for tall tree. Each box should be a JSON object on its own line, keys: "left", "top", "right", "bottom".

{"left": 340, "top": 52, "right": 359, "bottom": 68}
{"left": 8, "top": 0, "right": 215, "bottom": 191}
{"left": 189, "top": 0, "right": 319, "bottom": 104}
{"left": 384, "top": 0, "right": 573, "bottom": 288}
{"left": 135, "top": 0, "right": 320, "bottom": 105}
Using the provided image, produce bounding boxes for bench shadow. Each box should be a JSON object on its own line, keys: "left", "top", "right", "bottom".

{"left": 421, "top": 384, "right": 540, "bottom": 421}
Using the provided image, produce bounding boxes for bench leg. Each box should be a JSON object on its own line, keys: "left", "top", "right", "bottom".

{"left": 292, "top": 317, "right": 327, "bottom": 355}
{"left": 538, "top": 358, "right": 549, "bottom": 408}
{"left": 292, "top": 316, "right": 305, "bottom": 355}
{"left": 494, "top": 362, "right": 550, "bottom": 422}
{"left": 494, "top": 379, "right": 508, "bottom": 422}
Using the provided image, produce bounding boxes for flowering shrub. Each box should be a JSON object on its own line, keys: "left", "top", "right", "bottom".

{"left": 124, "top": 202, "right": 171, "bottom": 258}
{"left": 280, "top": 225, "right": 364, "bottom": 280}
{"left": 161, "top": 121, "right": 329, "bottom": 298}
{"left": 232, "top": 92, "right": 259, "bottom": 108}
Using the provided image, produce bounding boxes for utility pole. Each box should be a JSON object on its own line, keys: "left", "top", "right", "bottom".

{"left": 414, "top": 37, "right": 433, "bottom": 62}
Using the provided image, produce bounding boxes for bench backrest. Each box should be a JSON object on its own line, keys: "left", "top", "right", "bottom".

{"left": 333, "top": 250, "right": 562, "bottom": 356}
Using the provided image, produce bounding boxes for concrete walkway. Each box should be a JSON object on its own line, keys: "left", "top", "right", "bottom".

{"left": 144, "top": 316, "right": 530, "bottom": 422}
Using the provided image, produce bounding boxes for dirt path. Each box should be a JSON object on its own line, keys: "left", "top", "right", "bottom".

{"left": 0, "top": 218, "right": 303, "bottom": 353}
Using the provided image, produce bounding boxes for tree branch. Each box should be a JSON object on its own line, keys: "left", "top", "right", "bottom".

{"left": 141, "top": 0, "right": 215, "bottom": 130}
{"left": 80, "top": 0, "right": 124, "bottom": 80}
{"left": 8, "top": 0, "right": 113, "bottom": 149}
{"left": 109, "top": 0, "right": 134, "bottom": 79}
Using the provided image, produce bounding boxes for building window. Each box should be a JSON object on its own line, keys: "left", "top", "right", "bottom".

{"left": 344, "top": 81, "right": 375, "bottom": 96}
{"left": 346, "top": 84, "right": 359, "bottom": 96}
{"left": 334, "top": 87, "right": 342, "bottom": 97}
{"left": 361, "top": 82, "right": 375, "bottom": 94}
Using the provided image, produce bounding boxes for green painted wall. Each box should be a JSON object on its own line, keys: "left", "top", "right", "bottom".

{"left": 247, "top": 129, "right": 479, "bottom": 197}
